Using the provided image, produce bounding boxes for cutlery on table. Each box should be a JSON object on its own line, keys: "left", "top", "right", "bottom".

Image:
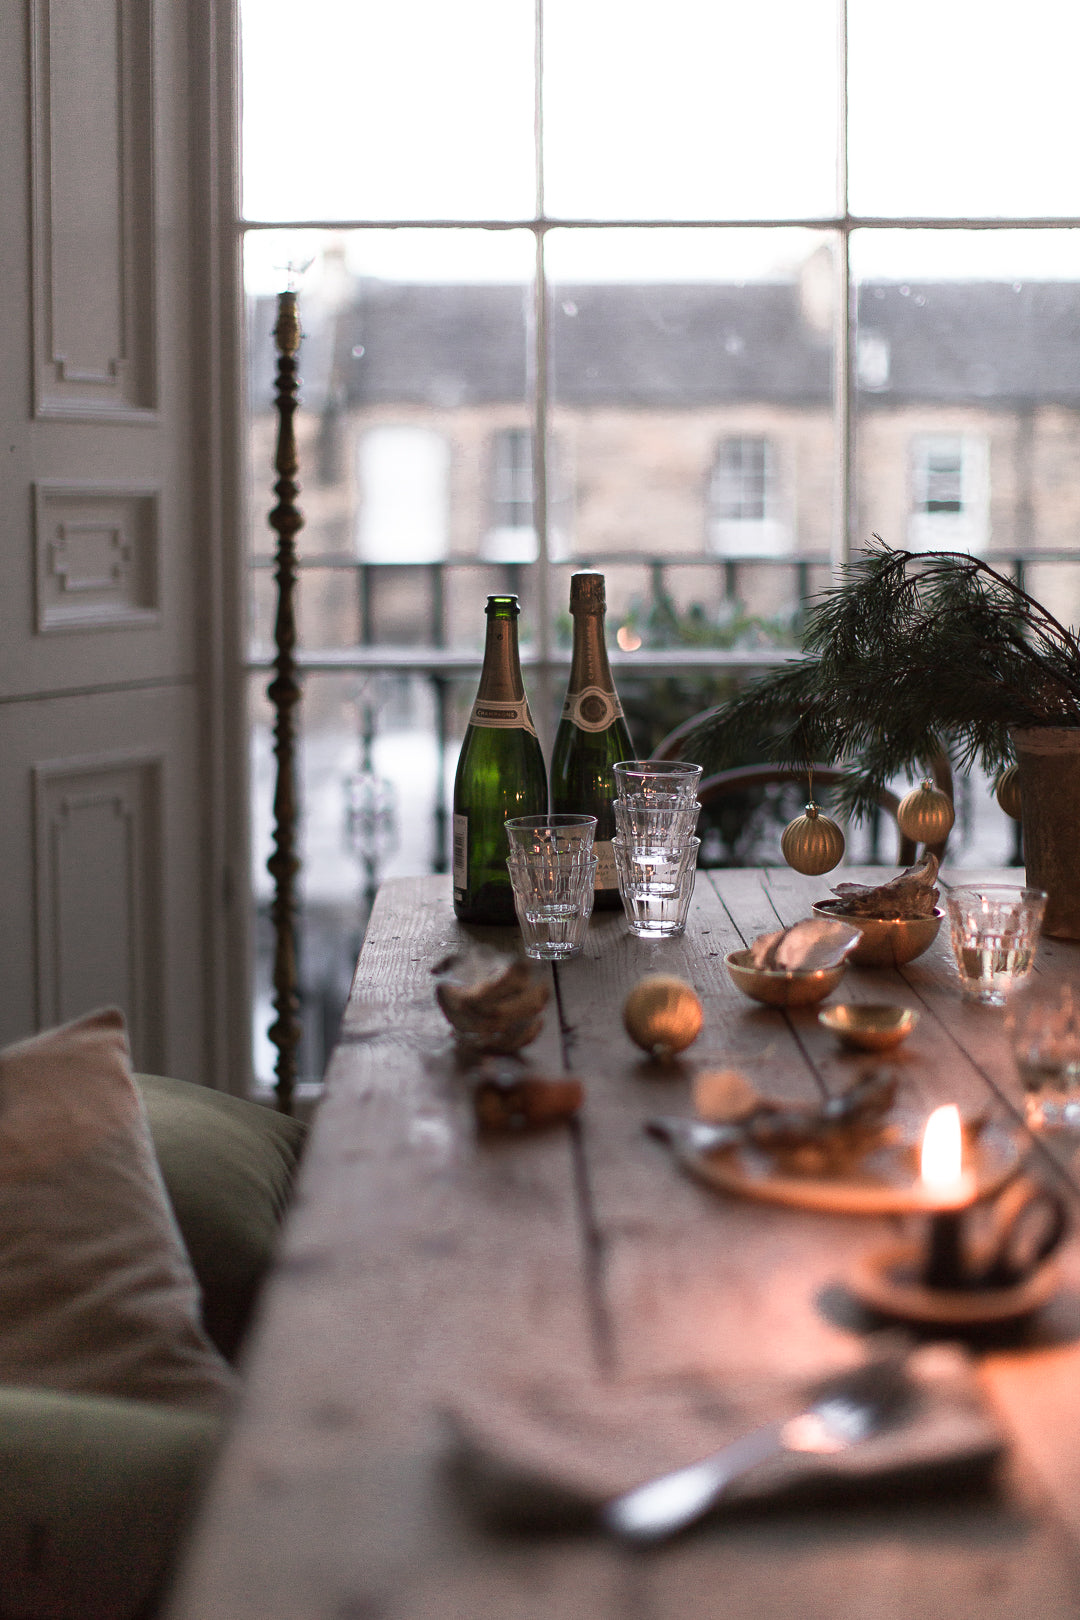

{"left": 600, "top": 1347, "right": 914, "bottom": 1544}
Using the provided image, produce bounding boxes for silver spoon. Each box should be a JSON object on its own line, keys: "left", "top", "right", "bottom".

{"left": 601, "top": 1351, "right": 914, "bottom": 1544}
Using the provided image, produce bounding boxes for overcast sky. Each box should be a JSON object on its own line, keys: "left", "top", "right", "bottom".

{"left": 241, "top": 0, "right": 1080, "bottom": 293}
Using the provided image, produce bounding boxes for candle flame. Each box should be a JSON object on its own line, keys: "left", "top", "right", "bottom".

{"left": 921, "top": 1104, "right": 963, "bottom": 1191}
{"left": 616, "top": 624, "right": 642, "bottom": 652}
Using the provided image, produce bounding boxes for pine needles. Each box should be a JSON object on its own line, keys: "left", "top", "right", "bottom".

{"left": 683, "top": 540, "right": 1080, "bottom": 819}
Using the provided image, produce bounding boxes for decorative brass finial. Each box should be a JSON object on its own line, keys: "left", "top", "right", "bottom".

{"left": 273, "top": 290, "right": 302, "bottom": 357}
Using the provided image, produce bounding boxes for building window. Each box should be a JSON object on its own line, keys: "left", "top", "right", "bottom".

{"left": 908, "top": 433, "right": 989, "bottom": 554}
{"left": 706, "top": 436, "right": 789, "bottom": 557}
{"left": 355, "top": 426, "right": 449, "bottom": 563}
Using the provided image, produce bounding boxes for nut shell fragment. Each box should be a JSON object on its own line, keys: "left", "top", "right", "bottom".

{"left": 435, "top": 950, "right": 550, "bottom": 1054}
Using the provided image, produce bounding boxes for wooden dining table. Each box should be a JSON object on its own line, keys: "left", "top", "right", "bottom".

{"left": 168, "top": 866, "right": 1080, "bottom": 1620}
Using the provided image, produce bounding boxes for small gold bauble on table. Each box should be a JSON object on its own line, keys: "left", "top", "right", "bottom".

{"left": 995, "top": 763, "right": 1023, "bottom": 821}
{"left": 780, "top": 802, "right": 845, "bottom": 876}
{"left": 623, "top": 975, "right": 703, "bottom": 1059}
{"left": 897, "top": 779, "right": 955, "bottom": 845}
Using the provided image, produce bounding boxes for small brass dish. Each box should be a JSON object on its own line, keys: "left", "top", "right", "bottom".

{"left": 812, "top": 902, "right": 943, "bottom": 969}
{"left": 818, "top": 1003, "right": 919, "bottom": 1051}
{"left": 725, "top": 948, "right": 847, "bottom": 1008}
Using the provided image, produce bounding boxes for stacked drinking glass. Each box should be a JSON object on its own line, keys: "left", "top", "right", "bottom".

{"left": 611, "top": 761, "right": 702, "bottom": 938}
{"left": 505, "top": 814, "right": 598, "bottom": 960}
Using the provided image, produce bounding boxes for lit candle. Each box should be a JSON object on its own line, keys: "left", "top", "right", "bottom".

{"left": 920, "top": 1105, "right": 975, "bottom": 1288}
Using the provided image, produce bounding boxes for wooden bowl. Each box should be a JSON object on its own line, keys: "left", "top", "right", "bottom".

{"left": 818, "top": 1003, "right": 919, "bottom": 1051}
{"left": 812, "top": 901, "right": 943, "bottom": 968}
{"left": 724, "top": 948, "right": 847, "bottom": 1008}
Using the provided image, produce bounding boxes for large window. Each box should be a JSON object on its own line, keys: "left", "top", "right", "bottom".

{"left": 241, "top": 0, "right": 1080, "bottom": 1088}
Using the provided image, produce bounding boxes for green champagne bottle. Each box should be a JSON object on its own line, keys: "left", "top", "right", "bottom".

{"left": 550, "top": 572, "right": 635, "bottom": 910}
{"left": 452, "top": 595, "right": 548, "bottom": 925}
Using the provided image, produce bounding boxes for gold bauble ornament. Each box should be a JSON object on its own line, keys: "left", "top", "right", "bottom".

{"left": 780, "top": 802, "right": 845, "bottom": 876}
{"left": 897, "top": 778, "right": 956, "bottom": 844}
{"left": 623, "top": 974, "right": 703, "bottom": 1059}
{"left": 995, "top": 763, "right": 1023, "bottom": 821}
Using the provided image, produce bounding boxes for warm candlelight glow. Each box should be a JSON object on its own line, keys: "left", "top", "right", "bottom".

{"left": 920, "top": 1104, "right": 963, "bottom": 1193}
{"left": 616, "top": 624, "right": 642, "bottom": 652}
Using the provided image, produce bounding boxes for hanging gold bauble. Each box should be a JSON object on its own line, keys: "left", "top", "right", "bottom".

{"left": 780, "top": 802, "right": 845, "bottom": 876}
{"left": 995, "top": 763, "right": 1023, "bottom": 821}
{"left": 897, "top": 778, "right": 955, "bottom": 844}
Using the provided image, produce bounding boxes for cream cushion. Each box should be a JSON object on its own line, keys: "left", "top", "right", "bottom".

{"left": 0, "top": 1009, "right": 236, "bottom": 1412}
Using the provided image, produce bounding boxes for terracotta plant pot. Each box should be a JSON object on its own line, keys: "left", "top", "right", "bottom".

{"left": 1010, "top": 726, "right": 1080, "bottom": 939}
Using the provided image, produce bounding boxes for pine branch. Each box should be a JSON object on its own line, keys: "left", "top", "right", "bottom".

{"left": 685, "top": 539, "right": 1080, "bottom": 819}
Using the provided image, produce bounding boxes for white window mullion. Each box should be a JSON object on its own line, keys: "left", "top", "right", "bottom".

{"left": 532, "top": 0, "right": 554, "bottom": 749}
{"left": 835, "top": 0, "right": 853, "bottom": 575}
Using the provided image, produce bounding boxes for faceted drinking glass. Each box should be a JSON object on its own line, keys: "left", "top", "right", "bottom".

{"left": 505, "top": 813, "right": 597, "bottom": 861}
{"left": 1006, "top": 983, "right": 1080, "bottom": 1129}
{"left": 506, "top": 849, "right": 598, "bottom": 961}
{"left": 613, "top": 799, "right": 700, "bottom": 848}
{"left": 945, "top": 884, "right": 1047, "bottom": 1006}
{"left": 612, "top": 835, "right": 700, "bottom": 939}
{"left": 612, "top": 760, "right": 703, "bottom": 806}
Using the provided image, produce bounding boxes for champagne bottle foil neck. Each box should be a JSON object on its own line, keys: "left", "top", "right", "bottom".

{"left": 569, "top": 573, "right": 606, "bottom": 614}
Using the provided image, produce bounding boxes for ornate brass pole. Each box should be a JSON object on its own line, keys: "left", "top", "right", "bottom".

{"left": 267, "top": 291, "right": 304, "bottom": 1114}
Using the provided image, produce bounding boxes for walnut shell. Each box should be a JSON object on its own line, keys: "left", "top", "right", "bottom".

{"left": 435, "top": 950, "right": 550, "bottom": 1054}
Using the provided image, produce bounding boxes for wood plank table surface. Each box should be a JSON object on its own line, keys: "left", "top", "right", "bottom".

{"left": 168, "top": 867, "right": 1080, "bottom": 1620}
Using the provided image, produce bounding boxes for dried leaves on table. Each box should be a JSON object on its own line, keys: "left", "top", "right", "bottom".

{"left": 748, "top": 917, "right": 862, "bottom": 971}
{"left": 734, "top": 1069, "right": 900, "bottom": 1176}
{"left": 827, "top": 852, "right": 940, "bottom": 919}
{"left": 434, "top": 949, "right": 550, "bottom": 1054}
{"left": 433, "top": 949, "right": 580, "bottom": 1131}
{"left": 473, "top": 1071, "right": 584, "bottom": 1132}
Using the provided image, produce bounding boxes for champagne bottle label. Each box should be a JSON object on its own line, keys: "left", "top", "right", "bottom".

{"left": 452, "top": 812, "right": 468, "bottom": 890}
{"left": 467, "top": 697, "right": 538, "bottom": 736}
{"left": 592, "top": 839, "right": 618, "bottom": 892}
{"left": 561, "top": 684, "right": 624, "bottom": 733}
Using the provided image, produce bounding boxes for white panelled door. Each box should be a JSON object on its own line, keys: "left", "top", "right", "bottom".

{"left": 0, "top": 0, "right": 247, "bottom": 1091}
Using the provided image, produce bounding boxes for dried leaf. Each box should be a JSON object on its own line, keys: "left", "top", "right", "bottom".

{"left": 435, "top": 949, "right": 550, "bottom": 1054}
{"left": 829, "top": 852, "right": 940, "bottom": 919}
{"left": 748, "top": 917, "right": 862, "bottom": 971}
{"left": 474, "top": 1076, "right": 584, "bottom": 1131}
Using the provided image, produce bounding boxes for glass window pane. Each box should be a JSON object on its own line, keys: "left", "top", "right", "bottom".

{"left": 848, "top": 0, "right": 1080, "bottom": 218}
{"left": 240, "top": 0, "right": 536, "bottom": 222}
{"left": 852, "top": 231, "right": 1080, "bottom": 629}
{"left": 543, "top": 0, "right": 840, "bottom": 220}
{"left": 545, "top": 227, "right": 838, "bottom": 635}
{"left": 244, "top": 228, "right": 538, "bottom": 654}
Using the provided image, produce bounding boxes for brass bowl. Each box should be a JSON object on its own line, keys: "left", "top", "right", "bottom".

{"left": 811, "top": 901, "right": 943, "bottom": 968}
{"left": 724, "top": 948, "right": 847, "bottom": 1008}
{"left": 818, "top": 1003, "right": 920, "bottom": 1051}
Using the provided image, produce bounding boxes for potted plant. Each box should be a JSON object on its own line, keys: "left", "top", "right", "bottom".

{"left": 683, "top": 539, "right": 1080, "bottom": 938}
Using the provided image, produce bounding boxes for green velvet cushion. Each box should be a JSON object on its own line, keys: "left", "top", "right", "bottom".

{"left": 136, "top": 1074, "right": 306, "bottom": 1363}
{"left": 0, "top": 1383, "right": 222, "bottom": 1620}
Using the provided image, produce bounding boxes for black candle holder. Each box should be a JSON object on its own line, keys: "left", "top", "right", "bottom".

{"left": 851, "top": 1175, "right": 1068, "bottom": 1329}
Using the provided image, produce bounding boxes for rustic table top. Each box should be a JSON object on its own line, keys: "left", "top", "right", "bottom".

{"left": 169, "top": 866, "right": 1080, "bottom": 1620}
